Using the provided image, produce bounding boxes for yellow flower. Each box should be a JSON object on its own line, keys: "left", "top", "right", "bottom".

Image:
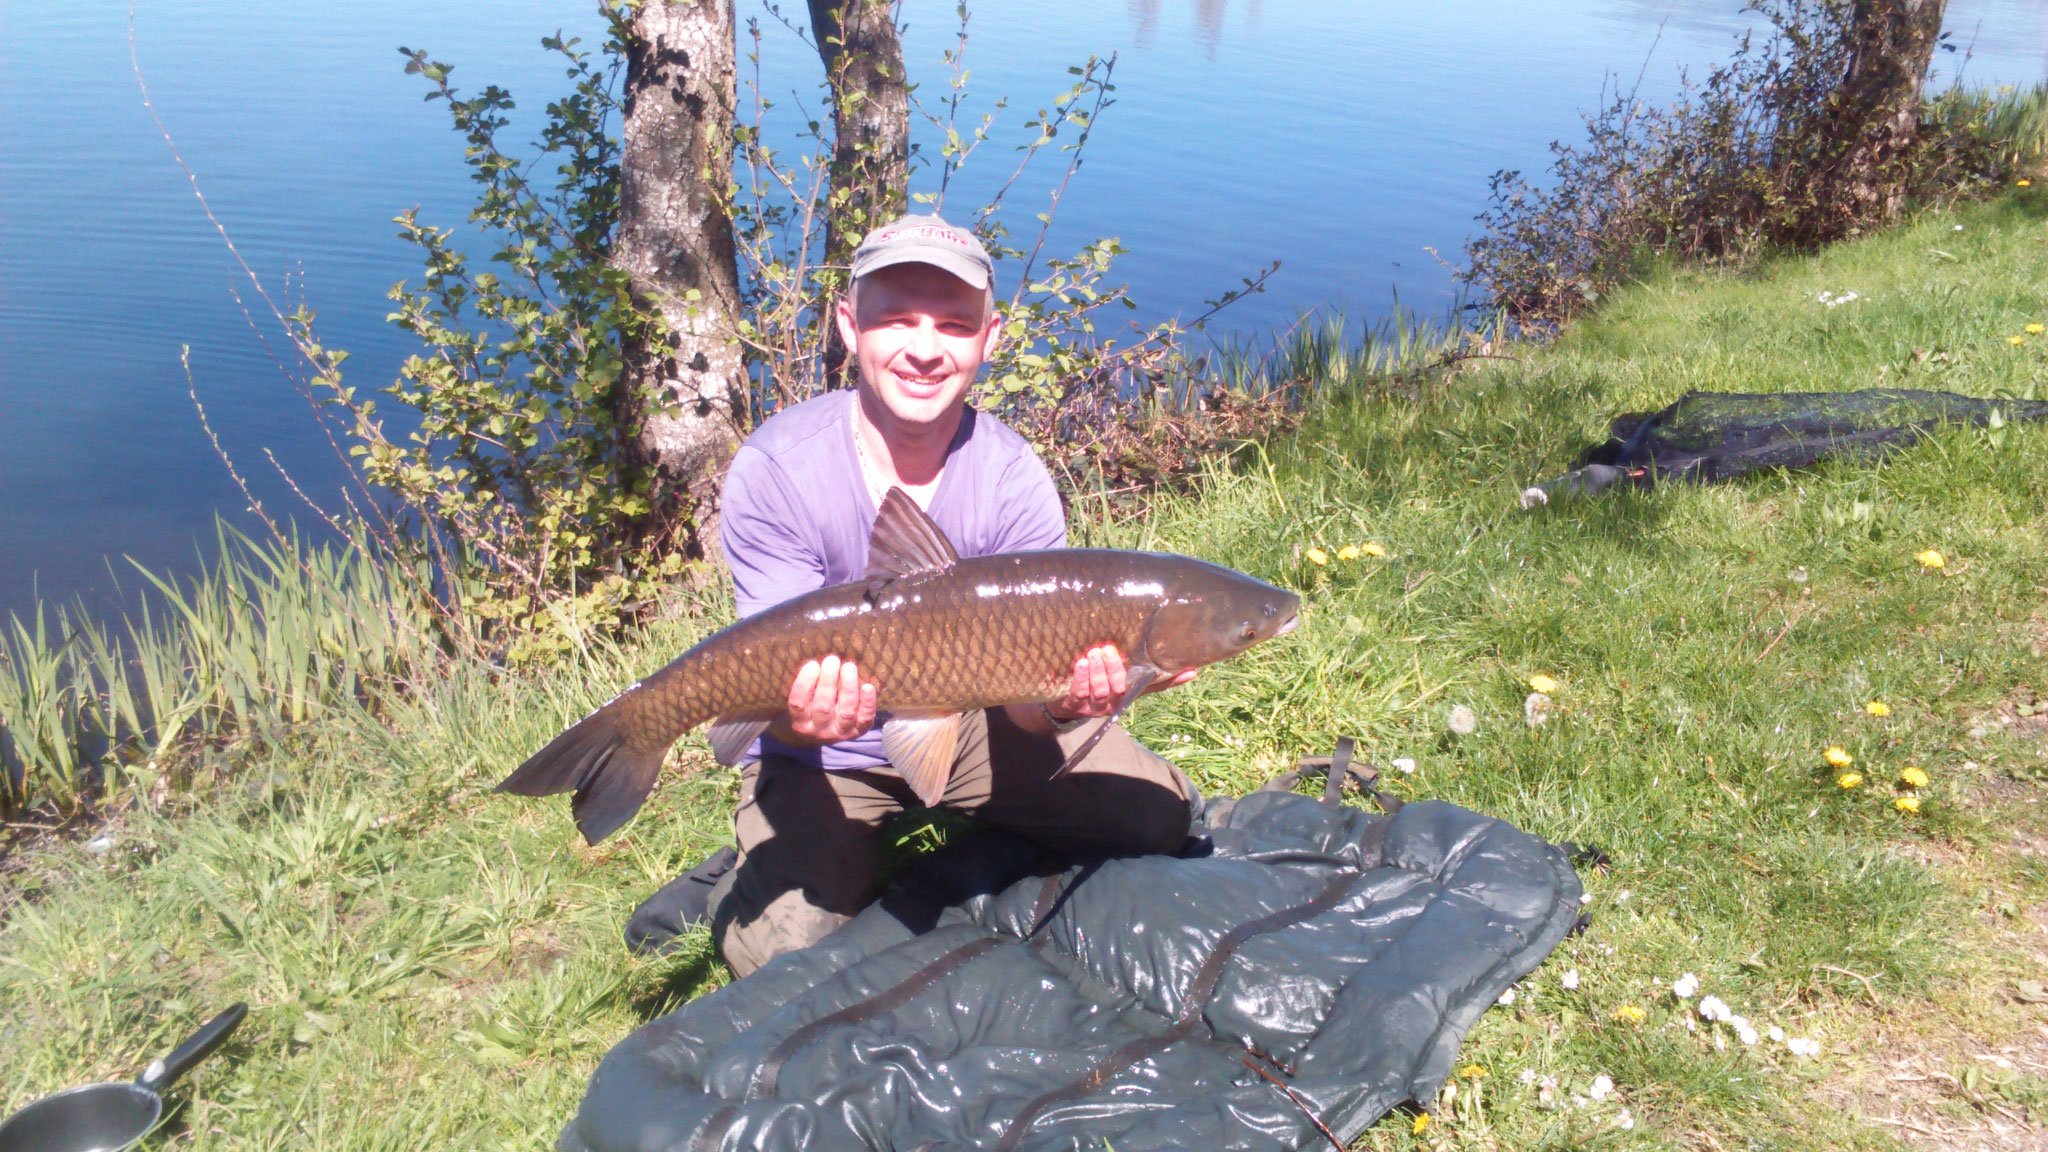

{"left": 2029, "top": 324, "right": 2047, "bottom": 335}
{"left": 1824, "top": 746, "right": 1854, "bottom": 769}
{"left": 2021, "top": 179, "right": 2034, "bottom": 187}
{"left": 1307, "top": 548, "right": 1329, "bottom": 566}
{"left": 1894, "top": 795, "right": 1921, "bottom": 813}
{"left": 1412, "top": 1113, "right": 1432, "bottom": 1135}
{"left": 1361, "top": 542, "right": 1388, "bottom": 558}
{"left": 1336, "top": 544, "right": 1362, "bottom": 561}
{"left": 1837, "top": 772, "right": 1864, "bottom": 789}
{"left": 1458, "top": 1064, "right": 1488, "bottom": 1078}
{"left": 1612, "top": 1004, "right": 1647, "bottom": 1024}
{"left": 1529, "top": 674, "right": 1560, "bottom": 694}
{"left": 1915, "top": 549, "right": 1946, "bottom": 570}
{"left": 1864, "top": 701, "right": 1891, "bottom": 717}
{"left": 2012, "top": 335, "right": 2028, "bottom": 346}
{"left": 1900, "top": 766, "right": 1930, "bottom": 789}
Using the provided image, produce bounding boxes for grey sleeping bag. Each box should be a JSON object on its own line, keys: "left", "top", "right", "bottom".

{"left": 559, "top": 790, "right": 1583, "bottom": 1152}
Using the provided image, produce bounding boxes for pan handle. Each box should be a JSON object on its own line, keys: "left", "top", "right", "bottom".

{"left": 137, "top": 1003, "right": 248, "bottom": 1094}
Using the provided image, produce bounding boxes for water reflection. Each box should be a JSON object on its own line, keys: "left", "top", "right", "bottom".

{"left": 1128, "top": 0, "right": 1264, "bottom": 52}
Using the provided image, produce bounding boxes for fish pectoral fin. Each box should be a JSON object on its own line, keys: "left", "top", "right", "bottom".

{"left": 1050, "top": 663, "right": 1162, "bottom": 780}
{"left": 706, "top": 713, "right": 779, "bottom": 766}
{"left": 881, "top": 710, "right": 965, "bottom": 807}
{"left": 865, "top": 487, "right": 960, "bottom": 583}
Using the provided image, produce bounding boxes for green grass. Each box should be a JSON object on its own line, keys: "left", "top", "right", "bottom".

{"left": 6, "top": 189, "right": 2048, "bottom": 1149}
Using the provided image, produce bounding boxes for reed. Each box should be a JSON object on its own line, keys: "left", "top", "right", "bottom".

{"left": 0, "top": 524, "right": 445, "bottom": 820}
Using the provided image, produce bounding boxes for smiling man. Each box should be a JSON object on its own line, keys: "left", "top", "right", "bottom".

{"left": 625, "top": 214, "right": 1201, "bottom": 974}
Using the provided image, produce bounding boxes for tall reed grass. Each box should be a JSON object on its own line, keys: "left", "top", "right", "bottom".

{"left": 1204, "top": 303, "right": 1510, "bottom": 404}
{"left": 0, "top": 525, "right": 445, "bottom": 819}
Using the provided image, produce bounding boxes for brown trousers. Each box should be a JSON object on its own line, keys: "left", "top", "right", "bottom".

{"left": 710, "top": 708, "right": 1197, "bottom": 976}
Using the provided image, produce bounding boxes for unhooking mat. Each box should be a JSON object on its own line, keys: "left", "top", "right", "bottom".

{"left": 557, "top": 790, "right": 1584, "bottom": 1152}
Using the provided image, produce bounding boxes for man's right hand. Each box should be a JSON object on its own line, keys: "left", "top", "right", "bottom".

{"left": 777, "top": 654, "right": 879, "bottom": 746}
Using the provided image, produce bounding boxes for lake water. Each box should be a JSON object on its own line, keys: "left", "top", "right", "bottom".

{"left": 3, "top": 0, "right": 2043, "bottom": 621}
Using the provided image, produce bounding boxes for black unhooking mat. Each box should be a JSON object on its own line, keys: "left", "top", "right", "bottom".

{"left": 558, "top": 790, "right": 1583, "bottom": 1152}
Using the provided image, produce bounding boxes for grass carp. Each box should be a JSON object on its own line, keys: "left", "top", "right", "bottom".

{"left": 499, "top": 488, "right": 1301, "bottom": 843}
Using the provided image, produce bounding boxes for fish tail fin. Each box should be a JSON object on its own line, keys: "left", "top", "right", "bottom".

{"left": 498, "top": 699, "right": 665, "bottom": 845}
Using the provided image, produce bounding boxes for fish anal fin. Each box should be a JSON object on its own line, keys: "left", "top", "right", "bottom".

{"left": 865, "top": 487, "right": 960, "bottom": 584}
{"left": 1050, "top": 663, "right": 1161, "bottom": 780}
{"left": 881, "top": 710, "right": 964, "bottom": 807}
{"left": 707, "top": 712, "right": 778, "bottom": 766}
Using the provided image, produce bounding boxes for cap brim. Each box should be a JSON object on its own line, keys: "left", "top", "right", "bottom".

{"left": 851, "top": 247, "right": 991, "bottom": 291}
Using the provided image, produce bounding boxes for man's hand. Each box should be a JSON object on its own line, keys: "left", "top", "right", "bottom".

{"left": 1043, "top": 645, "right": 1198, "bottom": 723}
{"left": 777, "top": 655, "right": 879, "bottom": 746}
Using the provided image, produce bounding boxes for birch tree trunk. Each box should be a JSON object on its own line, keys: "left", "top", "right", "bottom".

{"left": 613, "top": 0, "right": 746, "bottom": 554}
{"left": 809, "top": 0, "right": 910, "bottom": 386}
{"left": 1813, "top": 0, "right": 1948, "bottom": 233}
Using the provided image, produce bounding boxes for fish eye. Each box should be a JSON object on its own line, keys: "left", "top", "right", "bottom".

{"left": 1240, "top": 623, "right": 1258, "bottom": 641}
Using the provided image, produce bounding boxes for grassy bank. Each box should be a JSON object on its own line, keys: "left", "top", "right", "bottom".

{"left": 5, "top": 189, "right": 2048, "bottom": 1150}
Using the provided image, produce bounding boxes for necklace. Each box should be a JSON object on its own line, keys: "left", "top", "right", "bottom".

{"left": 851, "top": 416, "right": 892, "bottom": 507}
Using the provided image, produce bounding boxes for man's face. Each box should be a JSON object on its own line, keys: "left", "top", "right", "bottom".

{"left": 836, "top": 262, "right": 1000, "bottom": 432}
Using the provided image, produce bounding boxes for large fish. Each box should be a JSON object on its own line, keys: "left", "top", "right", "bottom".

{"left": 499, "top": 488, "right": 1301, "bottom": 844}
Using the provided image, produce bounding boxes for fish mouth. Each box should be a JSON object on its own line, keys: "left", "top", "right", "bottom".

{"left": 1274, "top": 613, "right": 1300, "bottom": 637}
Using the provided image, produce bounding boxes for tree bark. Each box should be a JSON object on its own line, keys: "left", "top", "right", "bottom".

{"left": 809, "top": 0, "right": 911, "bottom": 387}
{"left": 1814, "top": 0, "right": 1947, "bottom": 232}
{"left": 613, "top": 0, "right": 747, "bottom": 555}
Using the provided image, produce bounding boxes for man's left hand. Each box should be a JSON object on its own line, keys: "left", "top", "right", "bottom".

{"left": 1046, "top": 644, "right": 1198, "bottom": 722}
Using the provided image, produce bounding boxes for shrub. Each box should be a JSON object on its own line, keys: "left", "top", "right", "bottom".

{"left": 1465, "top": 0, "right": 2046, "bottom": 331}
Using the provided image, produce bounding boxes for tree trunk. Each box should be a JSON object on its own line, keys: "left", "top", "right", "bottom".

{"left": 613, "top": 0, "right": 747, "bottom": 556}
{"left": 810, "top": 0, "right": 911, "bottom": 387}
{"left": 1814, "top": 0, "right": 1947, "bottom": 233}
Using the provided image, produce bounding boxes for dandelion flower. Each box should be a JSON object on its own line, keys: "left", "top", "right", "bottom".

{"left": 1612, "top": 1004, "right": 1646, "bottom": 1024}
{"left": 1412, "top": 1113, "right": 1431, "bottom": 1135}
{"left": 1529, "top": 674, "right": 1560, "bottom": 694}
{"left": 1459, "top": 1064, "right": 1488, "bottom": 1079}
{"left": 1671, "top": 972, "right": 1700, "bottom": 999}
{"left": 1336, "top": 544, "right": 1362, "bottom": 561}
{"left": 2030, "top": 324, "right": 2047, "bottom": 335}
{"left": 1361, "top": 542, "right": 1388, "bottom": 557}
{"left": 1894, "top": 795, "right": 1921, "bottom": 813}
{"left": 1836, "top": 772, "right": 1864, "bottom": 789}
{"left": 1899, "top": 765, "right": 1929, "bottom": 789}
{"left": 2022, "top": 179, "right": 2034, "bottom": 187}
{"left": 1561, "top": 968, "right": 1580, "bottom": 990}
{"left": 2012, "top": 336, "right": 2028, "bottom": 346}
{"left": 1306, "top": 547, "right": 1328, "bottom": 566}
{"left": 1916, "top": 549, "right": 1946, "bottom": 569}
{"left": 1864, "top": 701, "right": 1891, "bottom": 716}
{"left": 1825, "top": 746, "right": 1854, "bottom": 769}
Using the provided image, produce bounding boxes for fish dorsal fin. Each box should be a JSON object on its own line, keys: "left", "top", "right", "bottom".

{"left": 865, "top": 486, "right": 960, "bottom": 584}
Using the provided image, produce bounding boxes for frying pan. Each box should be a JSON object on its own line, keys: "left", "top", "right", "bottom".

{"left": 0, "top": 1003, "right": 246, "bottom": 1152}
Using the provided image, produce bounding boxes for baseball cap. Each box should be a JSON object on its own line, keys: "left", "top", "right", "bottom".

{"left": 849, "top": 213, "right": 994, "bottom": 290}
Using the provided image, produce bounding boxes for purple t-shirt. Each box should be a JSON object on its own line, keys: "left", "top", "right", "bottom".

{"left": 720, "top": 388, "right": 1066, "bottom": 769}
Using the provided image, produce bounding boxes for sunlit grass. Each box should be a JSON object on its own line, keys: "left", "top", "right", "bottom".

{"left": 3, "top": 189, "right": 2047, "bottom": 1148}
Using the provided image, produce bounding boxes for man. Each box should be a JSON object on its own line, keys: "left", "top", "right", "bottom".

{"left": 626, "top": 214, "right": 1200, "bottom": 975}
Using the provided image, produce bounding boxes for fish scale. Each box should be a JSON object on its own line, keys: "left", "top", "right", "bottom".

{"left": 499, "top": 489, "right": 1299, "bottom": 844}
